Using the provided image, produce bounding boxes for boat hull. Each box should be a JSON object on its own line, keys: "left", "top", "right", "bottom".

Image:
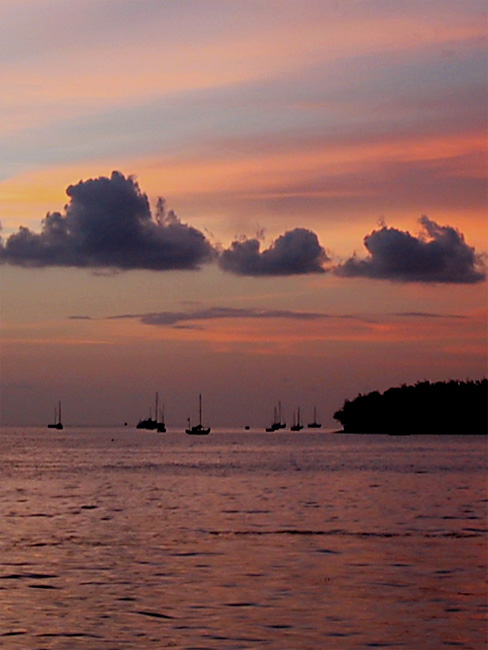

{"left": 185, "top": 426, "right": 210, "bottom": 435}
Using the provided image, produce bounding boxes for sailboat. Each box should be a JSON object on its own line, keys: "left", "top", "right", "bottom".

{"left": 265, "top": 402, "right": 286, "bottom": 431}
{"left": 277, "top": 401, "right": 286, "bottom": 429}
{"left": 266, "top": 406, "right": 279, "bottom": 431}
{"left": 307, "top": 407, "right": 322, "bottom": 429}
{"left": 290, "top": 407, "right": 303, "bottom": 431}
{"left": 157, "top": 404, "right": 166, "bottom": 433}
{"left": 48, "top": 402, "right": 63, "bottom": 430}
{"left": 137, "top": 392, "right": 166, "bottom": 431}
{"left": 185, "top": 394, "right": 210, "bottom": 435}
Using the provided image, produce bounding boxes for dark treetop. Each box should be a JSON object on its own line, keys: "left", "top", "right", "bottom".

{"left": 333, "top": 379, "right": 487, "bottom": 435}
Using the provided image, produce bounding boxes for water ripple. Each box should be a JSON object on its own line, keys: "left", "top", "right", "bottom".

{"left": 207, "top": 528, "right": 485, "bottom": 539}
{"left": 134, "top": 610, "right": 175, "bottom": 620}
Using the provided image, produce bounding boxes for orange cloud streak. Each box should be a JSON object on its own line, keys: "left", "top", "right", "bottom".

{"left": 5, "top": 308, "right": 481, "bottom": 356}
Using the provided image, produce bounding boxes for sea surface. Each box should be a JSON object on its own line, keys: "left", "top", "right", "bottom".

{"left": 0, "top": 427, "right": 486, "bottom": 649}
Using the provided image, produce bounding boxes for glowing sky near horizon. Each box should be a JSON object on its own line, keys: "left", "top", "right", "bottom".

{"left": 0, "top": 0, "right": 486, "bottom": 426}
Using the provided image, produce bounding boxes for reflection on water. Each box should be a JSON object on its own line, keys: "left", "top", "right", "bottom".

{"left": 0, "top": 428, "right": 486, "bottom": 649}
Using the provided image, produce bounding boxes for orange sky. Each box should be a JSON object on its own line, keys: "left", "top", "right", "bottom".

{"left": 0, "top": 1, "right": 486, "bottom": 425}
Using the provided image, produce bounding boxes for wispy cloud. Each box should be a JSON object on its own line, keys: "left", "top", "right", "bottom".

{"left": 393, "top": 312, "right": 469, "bottom": 319}
{"left": 70, "top": 306, "right": 368, "bottom": 327}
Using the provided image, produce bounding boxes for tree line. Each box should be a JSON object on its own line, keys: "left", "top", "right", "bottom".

{"left": 333, "top": 379, "right": 487, "bottom": 434}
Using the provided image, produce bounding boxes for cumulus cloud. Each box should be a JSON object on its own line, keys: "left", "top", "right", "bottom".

{"left": 335, "top": 216, "right": 485, "bottom": 283}
{"left": 218, "top": 228, "right": 329, "bottom": 276}
{"left": 0, "top": 171, "right": 215, "bottom": 271}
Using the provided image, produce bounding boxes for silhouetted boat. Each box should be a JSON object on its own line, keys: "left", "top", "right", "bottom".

{"left": 48, "top": 402, "right": 63, "bottom": 430}
{"left": 137, "top": 392, "right": 166, "bottom": 431}
{"left": 265, "top": 402, "right": 286, "bottom": 431}
{"left": 307, "top": 407, "right": 322, "bottom": 429}
{"left": 185, "top": 394, "right": 210, "bottom": 435}
{"left": 136, "top": 416, "right": 157, "bottom": 430}
{"left": 277, "top": 401, "right": 286, "bottom": 429}
{"left": 265, "top": 406, "right": 279, "bottom": 431}
{"left": 290, "top": 407, "right": 303, "bottom": 431}
{"left": 157, "top": 404, "right": 166, "bottom": 433}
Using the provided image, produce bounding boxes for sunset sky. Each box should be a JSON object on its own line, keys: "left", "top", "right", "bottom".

{"left": 1, "top": 0, "right": 486, "bottom": 427}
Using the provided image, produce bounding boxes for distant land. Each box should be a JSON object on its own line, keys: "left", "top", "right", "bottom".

{"left": 333, "top": 379, "right": 487, "bottom": 435}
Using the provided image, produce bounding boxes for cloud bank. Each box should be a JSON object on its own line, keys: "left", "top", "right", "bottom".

{"left": 0, "top": 171, "right": 215, "bottom": 271}
{"left": 335, "top": 216, "right": 485, "bottom": 284}
{"left": 218, "top": 228, "right": 329, "bottom": 276}
{"left": 0, "top": 171, "right": 484, "bottom": 285}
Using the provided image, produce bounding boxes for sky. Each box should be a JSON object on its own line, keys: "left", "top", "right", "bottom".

{"left": 0, "top": 0, "right": 486, "bottom": 427}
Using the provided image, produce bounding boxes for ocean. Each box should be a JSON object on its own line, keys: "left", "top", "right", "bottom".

{"left": 0, "top": 427, "right": 486, "bottom": 649}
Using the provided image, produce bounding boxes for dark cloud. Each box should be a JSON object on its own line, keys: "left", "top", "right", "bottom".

{"left": 393, "top": 312, "right": 468, "bottom": 319}
{"left": 113, "top": 306, "right": 330, "bottom": 327}
{"left": 335, "top": 216, "right": 486, "bottom": 283}
{"left": 218, "top": 228, "right": 329, "bottom": 276}
{"left": 71, "top": 306, "right": 365, "bottom": 327}
{"left": 72, "top": 307, "right": 471, "bottom": 328}
{"left": 0, "top": 171, "right": 215, "bottom": 271}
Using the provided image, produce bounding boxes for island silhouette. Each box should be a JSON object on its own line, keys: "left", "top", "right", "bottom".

{"left": 333, "top": 379, "right": 487, "bottom": 435}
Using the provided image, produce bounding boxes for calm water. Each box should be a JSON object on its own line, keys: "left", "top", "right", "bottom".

{"left": 0, "top": 427, "right": 486, "bottom": 649}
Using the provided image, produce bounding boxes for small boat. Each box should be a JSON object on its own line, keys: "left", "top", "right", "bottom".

{"left": 307, "top": 407, "right": 322, "bottom": 429}
{"left": 265, "top": 402, "right": 287, "bottom": 431}
{"left": 137, "top": 392, "right": 166, "bottom": 431}
{"left": 48, "top": 402, "right": 63, "bottom": 430}
{"left": 157, "top": 404, "right": 166, "bottom": 433}
{"left": 277, "top": 401, "right": 286, "bottom": 429}
{"left": 185, "top": 394, "right": 210, "bottom": 435}
{"left": 136, "top": 416, "right": 157, "bottom": 430}
{"left": 265, "top": 406, "right": 279, "bottom": 431}
{"left": 290, "top": 407, "right": 303, "bottom": 431}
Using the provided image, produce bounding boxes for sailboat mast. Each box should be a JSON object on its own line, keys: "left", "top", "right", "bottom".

{"left": 199, "top": 393, "right": 202, "bottom": 426}
{"left": 58, "top": 401, "right": 62, "bottom": 425}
